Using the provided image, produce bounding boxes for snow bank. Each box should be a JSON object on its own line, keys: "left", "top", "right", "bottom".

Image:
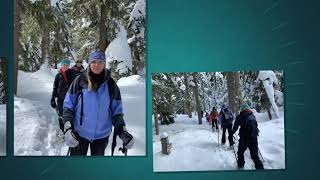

{"left": 15, "top": 66, "right": 67, "bottom": 155}
{"left": 106, "top": 25, "right": 132, "bottom": 74}
{"left": 117, "top": 75, "right": 144, "bottom": 87}
{"left": 0, "top": 104, "right": 6, "bottom": 156}
{"left": 275, "top": 90, "right": 284, "bottom": 106}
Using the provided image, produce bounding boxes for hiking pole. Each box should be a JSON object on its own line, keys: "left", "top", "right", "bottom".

{"left": 218, "top": 125, "right": 220, "bottom": 148}
{"left": 231, "top": 145, "right": 238, "bottom": 162}
{"left": 119, "top": 145, "right": 128, "bottom": 156}
{"left": 258, "top": 147, "right": 265, "bottom": 162}
{"left": 66, "top": 147, "right": 70, "bottom": 156}
{"left": 111, "top": 132, "right": 117, "bottom": 156}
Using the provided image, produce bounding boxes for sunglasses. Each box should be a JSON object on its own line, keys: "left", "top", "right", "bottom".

{"left": 76, "top": 61, "right": 82, "bottom": 63}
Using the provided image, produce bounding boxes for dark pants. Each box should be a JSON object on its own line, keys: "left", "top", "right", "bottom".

{"left": 212, "top": 119, "right": 218, "bottom": 130}
{"left": 221, "top": 124, "right": 234, "bottom": 146}
{"left": 69, "top": 136, "right": 109, "bottom": 156}
{"left": 57, "top": 100, "right": 64, "bottom": 132}
{"left": 237, "top": 136, "right": 264, "bottom": 169}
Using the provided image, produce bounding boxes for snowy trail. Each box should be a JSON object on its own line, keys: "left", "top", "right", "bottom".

{"left": 14, "top": 67, "right": 146, "bottom": 156}
{"left": 153, "top": 112, "right": 285, "bottom": 171}
{"left": 15, "top": 68, "right": 68, "bottom": 156}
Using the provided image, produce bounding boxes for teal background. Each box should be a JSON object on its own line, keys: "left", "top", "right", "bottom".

{"left": 1, "top": 0, "right": 320, "bottom": 179}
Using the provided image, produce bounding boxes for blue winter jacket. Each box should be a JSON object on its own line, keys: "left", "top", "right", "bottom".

{"left": 63, "top": 69, "right": 125, "bottom": 141}
{"left": 219, "top": 108, "right": 234, "bottom": 126}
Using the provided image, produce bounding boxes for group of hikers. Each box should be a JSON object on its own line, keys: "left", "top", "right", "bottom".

{"left": 50, "top": 50, "right": 134, "bottom": 156}
{"left": 205, "top": 101, "right": 264, "bottom": 170}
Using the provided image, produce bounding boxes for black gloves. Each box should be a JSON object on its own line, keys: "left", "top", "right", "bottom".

{"left": 120, "top": 131, "right": 134, "bottom": 149}
{"left": 51, "top": 98, "right": 57, "bottom": 108}
{"left": 114, "top": 125, "right": 134, "bottom": 149}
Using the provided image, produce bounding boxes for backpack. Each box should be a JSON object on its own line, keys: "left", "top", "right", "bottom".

{"left": 221, "top": 110, "right": 233, "bottom": 125}
{"left": 243, "top": 113, "right": 259, "bottom": 137}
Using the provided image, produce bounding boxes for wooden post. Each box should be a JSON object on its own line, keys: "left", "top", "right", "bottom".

{"left": 160, "top": 133, "right": 172, "bottom": 155}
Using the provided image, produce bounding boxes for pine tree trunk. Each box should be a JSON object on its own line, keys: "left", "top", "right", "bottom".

{"left": 267, "top": 108, "right": 272, "bottom": 120}
{"left": 183, "top": 73, "right": 192, "bottom": 118}
{"left": 226, "top": 72, "right": 240, "bottom": 114}
{"left": 192, "top": 73, "right": 202, "bottom": 124}
{"left": 98, "top": 0, "right": 108, "bottom": 51}
{"left": 14, "top": 0, "right": 22, "bottom": 95}
{"left": 54, "top": 56, "right": 57, "bottom": 69}
{"left": 201, "top": 80, "right": 206, "bottom": 111}
{"left": 154, "top": 109, "right": 159, "bottom": 135}
{"left": 41, "top": 31, "right": 50, "bottom": 65}
{"left": 41, "top": 0, "right": 51, "bottom": 66}
{"left": 132, "top": 49, "right": 138, "bottom": 75}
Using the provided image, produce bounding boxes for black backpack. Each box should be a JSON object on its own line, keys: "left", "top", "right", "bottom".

{"left": 243, "top": 113, "right": 259, "bottom": 137}
{"left": 221, "top": 110, "right": 233, "bottom": 125}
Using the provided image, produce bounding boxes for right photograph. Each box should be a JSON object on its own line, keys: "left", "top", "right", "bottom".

{"left": 152, "top": 70, "right": 285, "bottom": 172}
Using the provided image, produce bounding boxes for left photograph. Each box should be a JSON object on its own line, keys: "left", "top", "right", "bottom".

{"left": 0, "top": 57, "right": 7, "bottom": 156}
{"left": 14, "top": 0, "right": 146, "bottom": 156}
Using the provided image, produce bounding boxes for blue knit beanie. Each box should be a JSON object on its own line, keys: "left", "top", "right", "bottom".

{"left": 89, "top": 51, "right": 106, "bottom": 64}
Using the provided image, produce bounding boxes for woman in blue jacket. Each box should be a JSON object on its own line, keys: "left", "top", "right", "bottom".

{"left": 62, "top": 50, "right": 134, "bottom": 156}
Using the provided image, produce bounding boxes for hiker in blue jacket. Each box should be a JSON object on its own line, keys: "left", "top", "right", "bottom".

{"left": 219, "top": 104, "right": 235, "bottom": 146}
{"left": 62, "top": 50, "right": 134, "bottom": 156}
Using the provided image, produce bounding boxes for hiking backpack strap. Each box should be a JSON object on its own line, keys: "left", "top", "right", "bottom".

{"left": 74, "top": 76, "right": 84, "bottom": 126}
{"left": 80, "top": 90, "right": 84, "bottom": 126}
{"left": 77, "top": 77, "right": 115, "bottom": 127}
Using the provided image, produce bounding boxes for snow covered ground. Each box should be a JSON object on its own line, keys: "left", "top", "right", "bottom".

{"left": 0, "top": 104, "right": 6, "bottom": 156}
{"left": 153, "top": 109, "right": 285, "bottom": 172}
{"left": 14, "top": 65, "right": 145, "bottom": 156}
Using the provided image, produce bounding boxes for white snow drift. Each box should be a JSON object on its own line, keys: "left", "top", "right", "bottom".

{"left": 0, "top": 104, "right": 6, "bottom": 156}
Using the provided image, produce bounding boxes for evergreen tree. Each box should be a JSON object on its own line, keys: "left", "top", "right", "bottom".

{"left": 128, "top": 0, "right": 146, "bottom": 76}
{"left": 0, "top": 58, "right": 6, "bottom": 104}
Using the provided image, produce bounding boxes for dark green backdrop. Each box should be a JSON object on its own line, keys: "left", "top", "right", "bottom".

{"left": 1, "top": 0, "right": 319, "bottom": 179}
